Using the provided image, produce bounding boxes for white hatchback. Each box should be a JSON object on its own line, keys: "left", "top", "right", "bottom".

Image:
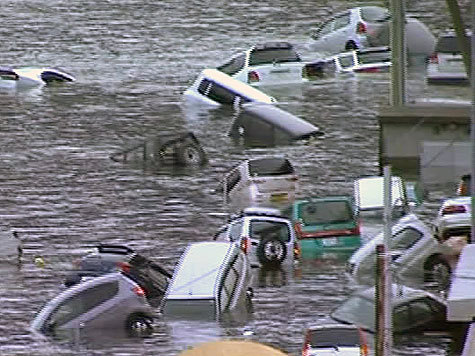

{"left": 222, "top": 156, "right": 298, "bottom": 209}
{"left": 216, "top": 42, "right": 307, "bottom": 87}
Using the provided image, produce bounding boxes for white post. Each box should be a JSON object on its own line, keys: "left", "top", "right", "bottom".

{"left": 383, "top": 165, "right": 393, "bottom": 355}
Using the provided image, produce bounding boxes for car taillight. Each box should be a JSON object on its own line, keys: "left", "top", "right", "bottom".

{"left": 118, "top": 261, "right": 131, "bottom": 273}
{"left": 359, "top": 328, "right": 369, "bottom": 356}
{"left": 240, "top": 237, "right": 251, "bottom": 254}
{"left": 442, "top": 205, "right": 466, "bottom": 215}
{"left": 132, "top": 285, "right": 146, "bottom": 297}
{"left": 356, "top": 21, "right": 367, "bottom": 34}
{"left": 293, "top": 242, "right": 301, "bottom": 260}
{"left": 248, "top": 71, "right": 260, "bottom": 83}
{"left": 353, "top": 220, "right": 361, "bottom": 235}
{"left": 302, "top": 331, "right": 311, "bottom": 356}
{"left": 428, "top": 52, "right": 439, "bottom": 64}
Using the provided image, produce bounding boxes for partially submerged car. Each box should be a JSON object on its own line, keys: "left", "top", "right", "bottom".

{"left": 161, "top": 241, "right": 252, "bottom": 320}
{"left": 216, "top": 42, "right": 307, "bottom": 86}
{"left": 183, "top": 68, "right": 276, "bottom": 107}
{"left": 228, "top": 103, "right": 322, "bottom": 147}
{"left": 324, "top": 46, "right": 391, "bottom": 74}
{"left": 214, "top": 207, "right": 299, "bottom": 269}
{"left": 285, "top": 196, "right": 361, "bottom": 257}
{"left": 110, "top": 132, "right": 207, "bottom": 167}
{"left": 222, "top": 156, "right": 298, "bottom": 209}
{"left": 347, "top": 213, "right": 459, "bottom": 290}
{"left": 64, "top": 244, "right": 171, "bottom": 307}
{"left": 31, "top": 272, "right": 156, "bottom": 337}
{"left": 301, "top": 323, "right": 369, "bottom": 356}
{"left": 0, "top": 66, "right": 75, "bottom": 88}
{"left": 331, "top": 284, "right": 453, "bottom": 334}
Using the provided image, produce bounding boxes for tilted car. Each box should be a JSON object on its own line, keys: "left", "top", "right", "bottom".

{"left": 433, "top": 196, "right": 471, "bottom": 241}
{"left": 64, "top": 244, "right": 171, "bottom": 307}
{"left": 347, "top": 213, "right": 459, "bottom": 291}
{"left": 214, "top": 207, "right": 299, "bottom": 268}
{"left": 221, "top": 156, "right": 298, "bottom": 209}
{"left": 161, "top": 241, "right": 252, "bottom": 320}
{"left": 331, "top": 284, "right": 454, "bottom": 335}
{"left": 285, "top": 196, "right": 361, "bottom": 257}
{"left": 183, "top": 68, "right": 276, "bottom": 107}
{"left": 0, "top": 66, "right": 75, "bottom": 88}
{"left": 31, "top": 272, "right": 156, "bottom": 337}
{"left": 216, "top": 42, "right": 307, "bottom": 87}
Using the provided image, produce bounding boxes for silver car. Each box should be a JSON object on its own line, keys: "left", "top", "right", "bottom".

{"left": 31, "top": 272, "right": 155, "bottom": 336}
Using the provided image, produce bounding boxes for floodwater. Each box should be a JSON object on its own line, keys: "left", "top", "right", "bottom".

{"left": 0, "top": 0, "right": 472, "bottom": 355}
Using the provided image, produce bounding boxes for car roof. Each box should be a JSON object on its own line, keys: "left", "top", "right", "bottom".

{"left": 355, "top": 283, "right": 441, "bottom": 304}
{"left": 354, "top": 175, "right": 406, "bottom": 210}
{"left": 166, "top": 242, "right": 236, "bottom": 298}
{"left": 199, "top": 68, "right": 276, "bottom": 104}
{"left": 240, "top": 103, "right": 322, "bottom": 140}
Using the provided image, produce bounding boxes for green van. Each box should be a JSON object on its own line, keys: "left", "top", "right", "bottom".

{"left": 284, "top": 196, "right": 361, "bottom": 257}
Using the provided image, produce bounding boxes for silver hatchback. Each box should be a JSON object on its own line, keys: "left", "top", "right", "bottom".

{"left": 31, "top": 272, "right": 155, "bottom": 337}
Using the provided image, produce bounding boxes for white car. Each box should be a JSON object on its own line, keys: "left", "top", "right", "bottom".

{"left": 183, "top": 68, "right": 276, "bottom": 107}
{"left": 427, "top": 31, "right": 470, "bottom": 85}
{"left": 0, "top": 66, "right": 75, "bottom": 88}
{"left": 309, "top": 6, "right": 389, "bottom": 54}
{"left": 222, "top": 156, "right": 298, "bottom": 209}
{"left": 324, "top": 46, "right": 391, "bottom": 74}
{"left": 301, "top": 324, "right": 370, "bottom": 356}
{"left": 433, "top": 196, "right": 471, "bottom": 242}
{"left": 216, "top": 42, "right": 307, "bottom": 87}
{"left": 214, "top": 207, "right": 299, "bottom": 269}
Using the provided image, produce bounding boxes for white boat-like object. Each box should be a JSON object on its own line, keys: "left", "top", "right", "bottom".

{"left": 0, "top": 66, "right": 75, "bottom": 89}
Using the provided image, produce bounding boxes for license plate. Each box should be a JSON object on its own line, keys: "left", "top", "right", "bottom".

{"left": 321, "top": 237, "right": 338, "bottom": 246}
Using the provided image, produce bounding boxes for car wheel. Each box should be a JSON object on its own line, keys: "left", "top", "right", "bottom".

{"left": 175, "top": 142, "right": 206, "bottom": 166}
{"left": 256, "top": 239, "right": 287, "bottom": 268}
{"left": 427, "top": 259, "right": 452, "bottom": 291}
{"left": 345, "top": 41, "right": 358, "bottom": 51}
{"left": 126, "top": 314, "right": 153, "bottom": 337}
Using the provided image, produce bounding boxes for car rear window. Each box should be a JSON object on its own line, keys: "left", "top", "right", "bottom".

{"left": 249, "top": 220, "right": 291, "bottom": 243}
{"left": 360, "top": 6, "right": 388, "bottom": 22}
{"left": 299, "top": 200, "right": 353, "bottom": 225}
{"left": 248, "top": 158, "right": 294, "bottom": 176}
{"left": 436, "top": 34, "right": 471, "bottom": 53}
{"left": 308, "top": 328, "right": 360, "bottom": 347}
{"left": 249, "top": 48, "right": 301, "bottom": 66}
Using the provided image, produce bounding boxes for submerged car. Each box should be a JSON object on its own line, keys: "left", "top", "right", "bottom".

{"left": 214, "top": 207, "right": 299, "bottom": 269}
{"left": 347, "top": 213, "right": 459, "bottom": 290}
{"left": 64, "top": 244, "right": 171, "bottom": 307}
{"left": 31, "top": 272, "right": 155, "bottom": 336}
{"left": 433, "top": 196, "right": 471, "bottom": 244}
{"left": 0, "top": 66, "right": 75, "bottom": 88}
{"left": 217, "top": 42, "right": 307, "bottom": 86}
{"left": 183, "top": 68, "right": 276, "bottom": 107}
{"left": 222, "top": 156, "right": 298, "bottom": 209}
{"left": 228, "top": 103, "right": 322, "bottom": 147}
{"left": 331, "top": 284, "right": 452, "bottom": 334}
{"left": 301, "top": 323, "right": 369, "bottom": 356}
{"left": 285, "top": 196, "right": 361, "bottom": 257}
{"left": 427, "top": 31, "right": 470, "bottom": 85}
{"left": 110, "top": 132, "right": 208, "bottom": 167}
{"left": 324, "top": 46, "right": 391, "bottom": 74}
{"left": 161, "top": 241, "right": 252, "bottom": 320}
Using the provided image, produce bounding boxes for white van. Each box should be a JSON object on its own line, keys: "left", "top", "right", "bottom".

{"left": 183, "top": 68, "right": 276, "bottom": 107}
{"left": 223, "top": 156, "right": 298, "bottom": 209}
{"left": 161, "top": 242, "right": 252, "bottom": 320}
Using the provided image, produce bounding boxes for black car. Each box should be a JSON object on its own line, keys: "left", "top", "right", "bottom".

{"left": 64, "top": 244, "right": 171, "bottom": 307}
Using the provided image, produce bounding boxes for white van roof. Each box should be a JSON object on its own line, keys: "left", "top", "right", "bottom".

{"left": 354, "top": 176, "right": 406, "bottom": 211}
{"left": 200, "top": 69, "right": 276, "bottom": 104}
{"left": 448, "top": 244, "right": 475, "bottom": 321}
{"left": 166, "top": 242, "right": 234, "bottom": 299}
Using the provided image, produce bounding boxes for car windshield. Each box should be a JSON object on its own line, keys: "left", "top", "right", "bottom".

{"left": 299, "top": 200, "right": 353, "bottom": 225}
{"left": 308, "top": 328, "right": 360, "bottom": 347}
{"left": 360, "top": 6, "right": 389, "bottom": 22}
{"left": 249, "top": 220, "right": 291, "bottom": 243}
{"left": 249, "top": 48, "right": 301, "bottom": 65}
{"left": 331, "top": 295, "right": 375, "bottom": 332}
{"left": 248, "top": 158, "right": 294, "bottom": 176}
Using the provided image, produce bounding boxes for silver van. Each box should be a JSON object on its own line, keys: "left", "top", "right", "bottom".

{"left": 161, "top": 241, "right": 252, "bottom": 320}
{"left": 31, "top": 272, "right": 156, "bottom": 337}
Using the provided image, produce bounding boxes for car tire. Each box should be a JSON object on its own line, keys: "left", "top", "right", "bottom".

{"left": 345, "top": 41, "right": 358, "bottom": 51}
{"left": 126, "top": 314, "right": 153, "bottom": 337}
{"left": 256, "top": 239, "right": 287, "bottom": 268}
{"left": 174, "top": 142, "right": 206, "bottom": 166}
{"left": 426, "top": 259, "right": 452, "bottom": 291}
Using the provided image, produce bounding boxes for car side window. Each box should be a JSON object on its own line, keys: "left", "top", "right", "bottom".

{"left": 333, "top": 13, "right": 350, "bottom": 30}
{"left": 197, "top": 79, "right": 211, "bottom": 95}
{"left": 317, "top": 19, "right": 334, "bottom": 37}
{"left": 206, "top": 81, "right": 236, "bottom": 105}
{"left": 48, "top": 281, "right": 119, "bottom": 327}
{"left": 391, "top": 228, "right": 422, "bottom": 250}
